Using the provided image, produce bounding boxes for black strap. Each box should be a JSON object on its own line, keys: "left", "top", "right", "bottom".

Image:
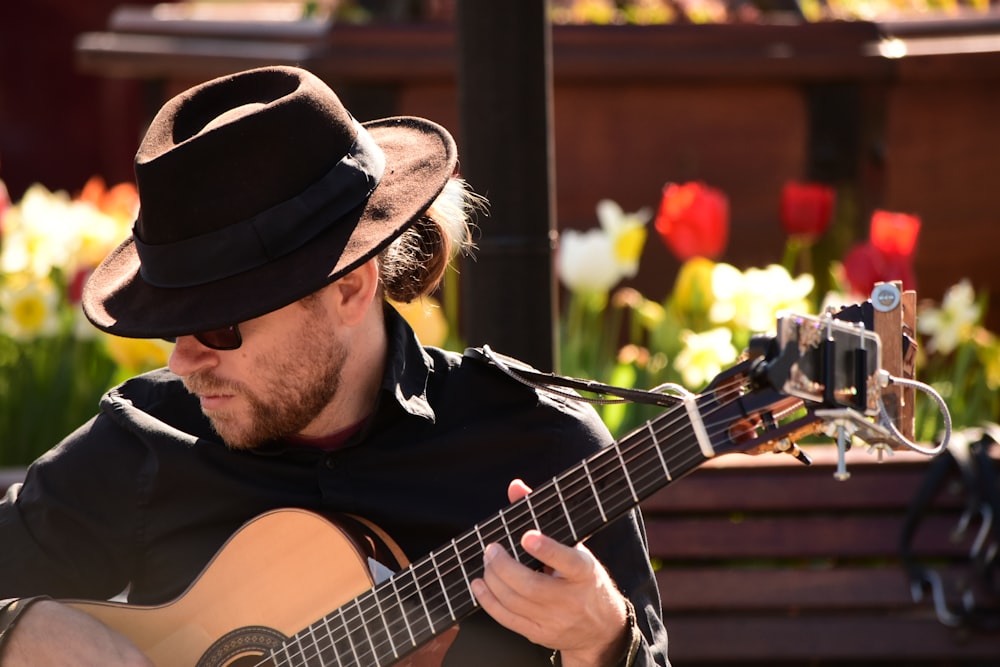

{"left": 464, "top": 346, "right": 683, "bottom": 408}
{"left": 900, "top": 431, "right": 1000, "bottom": 631}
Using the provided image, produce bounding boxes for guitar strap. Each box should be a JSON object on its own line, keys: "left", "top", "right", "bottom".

{"left": 463, "top": 346, "right": 682, "bottom": 408}
{"left": 900, "top": 428, "right": 1000, "bottom": 632}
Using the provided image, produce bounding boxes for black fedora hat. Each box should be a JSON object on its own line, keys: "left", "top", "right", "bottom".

{"left": 82, "top": 65, "right": 457, "bottom": 339}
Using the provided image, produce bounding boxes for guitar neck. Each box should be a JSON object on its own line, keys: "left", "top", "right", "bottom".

{"left": 274, "top": 399, "right": 712, "bottom": 666}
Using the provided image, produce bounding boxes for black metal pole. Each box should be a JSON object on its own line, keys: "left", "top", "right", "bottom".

{"left": 455, "top": 1, "right": 557, "bottom": 371}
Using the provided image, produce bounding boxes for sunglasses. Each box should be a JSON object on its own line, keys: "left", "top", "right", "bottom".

{"left": 167, "top": 324, "right": 243, "bottom": 351}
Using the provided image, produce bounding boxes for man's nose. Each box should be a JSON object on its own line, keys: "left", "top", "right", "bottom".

{"left": 167, "top": 336, "right": 219, "bottom": 377}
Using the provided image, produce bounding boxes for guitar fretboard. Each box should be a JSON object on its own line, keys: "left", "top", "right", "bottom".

{"left": 272, "top": 395, "right": 714, "bottom": 666}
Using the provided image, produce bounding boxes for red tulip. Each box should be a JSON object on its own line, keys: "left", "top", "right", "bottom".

{"left": 780, "top": 181, "right": 835, "bottom": 239}
{"left": 0, "top": 178, "right": 9, "bottom": 234}
{"left": 841, "top": 208, "right": 922, "bottom": 297}
{"left": 869, "top": 209, "right": 920, "bottom": 258}
{"left": 66, "top": 267, "right": 92, "bottom": 305}
{"left": 654, "top": 181, "right": 729, "bottom": 261}
{"left": 842, "top": 241, "right": 917, "bottom": 297}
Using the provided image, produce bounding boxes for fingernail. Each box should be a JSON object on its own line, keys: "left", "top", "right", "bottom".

{"left": 522, "top": 530, "right": 542, "bottom": 552}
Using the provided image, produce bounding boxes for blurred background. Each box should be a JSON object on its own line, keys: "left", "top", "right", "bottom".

{"left": 1, "top": 3, "right": 999, "bottom": 664}
{"left": 2, "top": 0, "right": 998, "bottom": 442}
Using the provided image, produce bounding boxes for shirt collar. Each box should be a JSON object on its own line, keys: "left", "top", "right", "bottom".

{"left": 379, "top": 303, "right": 436, "bottom": 423}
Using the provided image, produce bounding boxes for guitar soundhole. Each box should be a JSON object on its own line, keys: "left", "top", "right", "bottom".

{"left": 195, "top": 625, "right": 286, "bottom": 667}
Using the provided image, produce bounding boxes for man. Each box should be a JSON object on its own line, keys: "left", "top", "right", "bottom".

{"left": 0, "top": 66, "right": 668, "bottom": 666}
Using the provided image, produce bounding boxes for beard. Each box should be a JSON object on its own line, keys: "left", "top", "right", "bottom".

{"left": 183, "top": 326, "right": 348, "bottom": 450}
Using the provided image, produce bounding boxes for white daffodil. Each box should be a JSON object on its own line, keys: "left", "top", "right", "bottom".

{"left": 0, "top": 273, "right": 61, "bottom": 340}
{"left": 917, "top": 279, "right": 981, "bottom": 355}
{"left": 557, "top": 227, "right": 622, "bottom": 294}
{"left": 1, "top": 184, "right": 77, "bottom": 278}
{"left": 674, "top": 326, "right": 739, "bottom": 389}
{"left": 0, "top": 184, "right": 128, "bottom": 280}
{"left": 596, "top": 198, "right": 651, "bottom": 279}
{"left": 709, "top": 263, "right": 813, "bottom": 332}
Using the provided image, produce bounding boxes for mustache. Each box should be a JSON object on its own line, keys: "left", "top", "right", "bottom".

{"left": 183, "top": 371, "right": 242, "bottom": 396}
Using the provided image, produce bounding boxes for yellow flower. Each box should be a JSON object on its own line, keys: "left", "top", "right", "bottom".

{"left": 710, "top": 263, "right": 813, "bottom": 332}
{"left": 672, "top": 257, "right": 716, "bottom": 319}
{"left": 390, "top": 297, "right": 449, "bottom": 347}
{"left": 0, "top": 273, "right": 61, "bottom": 340}
{"left": 596, "top": 198, "right": 650, "bottom": 279}
{"left": 975, "top": 329, "right": 1000, "bottom": 390}
{"left": 674, "top": 326, "right": 738, "bottom": 389}
{"left": 103, "top": 336, "right": 173, "bottom": 372}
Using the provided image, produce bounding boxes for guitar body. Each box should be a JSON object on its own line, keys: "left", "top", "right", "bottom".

{"left": 67, "top": 509, "right": 456, "bottom": 667}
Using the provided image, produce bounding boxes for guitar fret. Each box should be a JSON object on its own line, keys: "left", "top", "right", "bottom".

{"left": 582, "top": 459, "right": 608, "bottom": 523}
{"left": 353, "top": 596, "right": 379, "bottom": 665}
{"left": 614, "top": 442, "right": 640, "bottom": 504}
{"left": 411, "top": 565, "right": 437, "bottom": 635}
{"left": 451, "top": 537, "right": 477, "bottom": 606}
{"left": 270, "top": 641, "right": 291, "bottom": 666}
{"left": 371, "top": 586, "right": 399, "bottom": 660}
{"left": 287, "top": 626, "right": 306, "bottom": 665}
{"left": 552, "top": 477, "right": 579, "bottom": 543}
{"left": 473, "top": 523, "right": 487, "bottom": 554}
{"left": 525, "top": 494, "right": 541, "bottom": 532}
{"left": 306, "top": 621, "right": 332, "bottom": 666}
{"left": 338, "top": 606, "right": 362, "bottom": 666}
{"left": 390, "top": 574, "right": 418, "bottom": 648}
{"left": 319, "top": 614, "right": 341, "bottom": 666}
{"left": 647, "top": 420, "right": 672, "bottom": 480}
{"left": 498, "top": 511, "right": 520, "bottom": 556}
{"left": 429, "top": 551, "right": 456, "bottom": 621}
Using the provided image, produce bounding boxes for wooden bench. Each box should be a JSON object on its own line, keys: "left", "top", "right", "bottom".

{"left": 640, "top": 444, "right": 1000, "bottom": 665}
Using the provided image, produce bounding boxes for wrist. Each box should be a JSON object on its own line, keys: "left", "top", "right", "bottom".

{"left": 554, "top": 597, "right": 640, "bottom": 667}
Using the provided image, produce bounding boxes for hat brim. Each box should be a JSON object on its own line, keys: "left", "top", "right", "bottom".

{"left": 82, "top": 117, "right": 457, "bottom": 339}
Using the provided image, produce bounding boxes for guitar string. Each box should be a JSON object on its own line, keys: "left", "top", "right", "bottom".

{"left": 265, "top": 399, "right": 708, "bottom": 667}
{"left": 268, "top": 380, "right": 754, "bottom": 666}
{"left": 269, "top": 382, "right": 749, "bottom": 667}
{"left": 276, "top": 384, "right": 750, "bottom": 667}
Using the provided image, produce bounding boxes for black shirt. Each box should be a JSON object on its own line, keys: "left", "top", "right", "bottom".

{"left": 0, "top": 307, "right": 669, "bottom": 665}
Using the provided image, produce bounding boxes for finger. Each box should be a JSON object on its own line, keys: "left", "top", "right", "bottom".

{"left": 507, "top": 478, "right": 532, "bottom": 503}
{"left": 520, "top": 530, "right": 596, "bottom": 582}
{"left": 480, "top": 542, "right": 548, "bottom": 606}
{"left": 472, "top": 544, "right": 548, "bottom": 632}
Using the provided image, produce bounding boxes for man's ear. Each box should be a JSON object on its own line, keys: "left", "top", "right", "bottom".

{"left": 330, "top": 259, "right": 379, "bottom": 326}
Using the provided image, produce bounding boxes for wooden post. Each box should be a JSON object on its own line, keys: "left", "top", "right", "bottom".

{"left": 454, "top": 1, "right": 557, "bottom": 370}
{"left": 871, "top": 281, "right": 916, "bottom": 443}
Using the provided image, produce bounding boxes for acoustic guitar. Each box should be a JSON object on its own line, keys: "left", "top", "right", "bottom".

{"left": 67, "top": 302, "right": 930, "bottom": 666}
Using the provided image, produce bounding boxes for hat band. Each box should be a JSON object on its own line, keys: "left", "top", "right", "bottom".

{"left": 134, "top": 121, "right": 386, "bottom": 288}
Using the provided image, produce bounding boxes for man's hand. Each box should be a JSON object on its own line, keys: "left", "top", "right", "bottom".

{"left": 471, "top": 479, "right": 630, "bottom": 667}
{"left": 1, "top": 600, "right": 152, "bottom": 667}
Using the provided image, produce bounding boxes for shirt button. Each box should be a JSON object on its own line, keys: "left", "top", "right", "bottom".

{"left": 324, "top": 456, "right": 336, "bottom": 469}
